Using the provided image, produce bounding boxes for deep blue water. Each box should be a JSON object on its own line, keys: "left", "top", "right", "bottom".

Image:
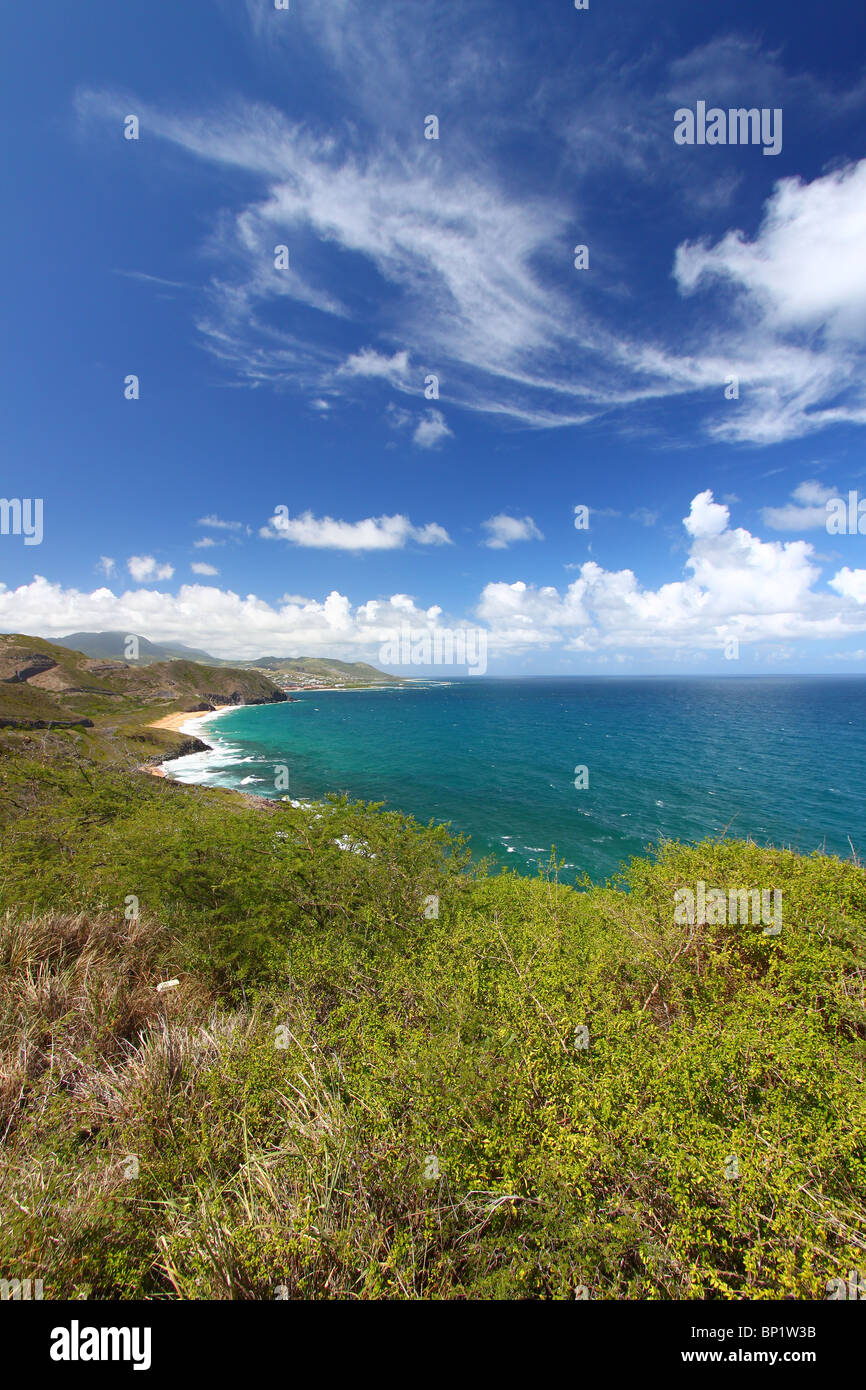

{"left": 163, "top": 678, "right": 866, "bottom": 881}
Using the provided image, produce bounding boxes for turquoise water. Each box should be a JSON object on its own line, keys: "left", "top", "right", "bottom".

{"left": 164, "top": 678, "right": 866, "bottom": 881}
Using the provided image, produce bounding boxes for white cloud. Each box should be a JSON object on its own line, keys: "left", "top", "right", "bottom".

{"left": 198, "top": 515, "right": 244, "bottom": 531}
{"left": 339, "top": 348, "right": 410, "bottom": 385}
{"left": 193, "top": 537, "right": 221, "bottom": 549}
{"left": 675, "top": 164, "right": 866, "bottom": 341}
{"left": 75, "top": 35, "right": 866, "bottom": 449}
{"left": 674, "top": 162, "right": 866, "bottom": 443}
{"left": 413, "top": 410, "right": 452, "bottom": 449}
{"left": 191, "top": 562, "right": 219, "bottom": 576}
{"left": 386, "top": 403, "right": 413, "bottom": 430}
{"left": 260, "top": 510, "right": 451, "bottom": 550}
{"left": 0, "top": 577, "right": 451, "bottom": 662}
{"left": 683, "top": 490, "right": 729, "bottom": 539}
{"left": 762, "top": 480, "right": 837, "bottom": 531}
{"left": 127, "top": 556, "right": 174, "bottom": 583}
{"left": 97, "top": 556, "right": 116, "bottom": 578}
{"left": 477, "top": 490, "right": 866, "bottom": 654}
{"left": 481, "top": 515, "right": 544, "bottom": 549}
{"left": 830, "top": 568, "right": 866, "bottom": 604}
{"left": 6, "top": 492, "right": 866, "bottom": 664}
{"left": 477, "top": 578, "right": 590, "bottom": 643}
{"left": 71, "top": 88, "right": 630, "bottom": 432}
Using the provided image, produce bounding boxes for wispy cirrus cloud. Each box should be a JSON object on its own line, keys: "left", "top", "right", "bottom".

{"left": 74, "top": 9, "right": 866, "bottom": 447}
{"left": 198, "top": 515, "right": 245, "bottom": 531}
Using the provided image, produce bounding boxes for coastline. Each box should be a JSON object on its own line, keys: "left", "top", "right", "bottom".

{"left": 146, "top": 704, "right": 237, "bottom": 735}
{"left": 140, "top": 687, "right": 404, "bottom": 790}
{"left": 142, "top": 704, "right": 240, "bottom": 780}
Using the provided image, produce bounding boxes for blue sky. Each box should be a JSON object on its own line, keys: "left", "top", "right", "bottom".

{"left": 2, "top": 0, "right": 866, "bottom": 674}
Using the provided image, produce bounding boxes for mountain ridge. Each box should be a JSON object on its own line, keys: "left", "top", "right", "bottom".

{"left": 49, "top": 632, "right": 405, "bottom": 685}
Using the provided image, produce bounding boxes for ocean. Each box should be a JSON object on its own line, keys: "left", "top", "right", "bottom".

{"left": 162, "top": 677, "right": 866, "bottom": 881}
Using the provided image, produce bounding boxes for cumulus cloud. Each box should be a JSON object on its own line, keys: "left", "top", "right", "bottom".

{"left": 683, "top": 490, "right": 730, "bottom": 539}
{"left": 6, "top": 493, "right": 866, "bottom": 663}
{"left": 127, "top": 556, "right": 174, "bottom": 583}
{"left": 762, "top": 480, "right": 837, "bottom": 530}
{"left": 674, "top": 162, "right": 866, "bottom": 443}
{"left": 97, "top": 556, "right": 116, "bottom": 578}
{"left": 191, "top": 562, "right": 219, "bottom": 576}
{"left": 260, "top": 510, "right": 451, "bottom": 550}
{"left": 675, "top": 164, "right": 866, "bottom": 341}
{"left": 0, "top": 577, "right": 452, "bottom": 663}
{"left": 477, "top": 491, "right": 866, "bottom": 654}
{"left": 831, "top": 568, "right": 866, "bottom": 604}
{"left": 481, "top": 515, "right": 544, "bottom": 549}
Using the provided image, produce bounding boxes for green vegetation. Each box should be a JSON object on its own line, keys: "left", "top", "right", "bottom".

{"left": 47, "top": 629, "right": 406, "bottom": 685}
{"left": 0, "top": 639, "right": 863, "bottom": 1300}
{"left": 0, "top": 632, "right": 287, "bottom": 733}
{"left": 242, "top": 655, "right": 407, "bottom": 686}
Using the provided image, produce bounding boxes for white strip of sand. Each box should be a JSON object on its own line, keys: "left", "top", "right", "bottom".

{"left": 146, "top": 705, "right": 236, "bottom": 734}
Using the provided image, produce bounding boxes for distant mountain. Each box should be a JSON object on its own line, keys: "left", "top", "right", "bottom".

{"left": 49, "top": 634, "right": 405, "bottom": 685}
{"left": 46, "top": 632, "right": 404, "bottom": 686}
{"left": 56, "top": 632, "right": 216, "bottom": 664}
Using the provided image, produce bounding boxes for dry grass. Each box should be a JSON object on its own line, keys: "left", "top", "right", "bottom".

{"left": 0, "top": 908, "right": 212, "bottom": 1144}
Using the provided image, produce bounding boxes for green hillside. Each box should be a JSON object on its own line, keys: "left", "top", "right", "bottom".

{"left": 0, "top": 633, "right": 287, "bottom": 734}
{"left": 38, "top": 631, "right": 405, "bottom": 685}
{"left": 249, "top": 656, "right": 406, "bottom": 685}
{"left": 0, "top": 632, "right": 862, "bottom": 1302}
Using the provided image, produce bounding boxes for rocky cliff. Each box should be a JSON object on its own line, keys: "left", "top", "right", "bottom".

{"left": 0, "top": 634, "right": 288, "bottom": 728}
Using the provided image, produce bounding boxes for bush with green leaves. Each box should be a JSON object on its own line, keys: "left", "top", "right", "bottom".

{"left": 1, "top": 754, "right": 862, "bottom": 1299}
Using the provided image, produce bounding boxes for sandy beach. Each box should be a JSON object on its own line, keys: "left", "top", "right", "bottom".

{"left": 146, "top": 705, "right": 236, "bottom": 733}
{"left": 140, "top": 705, "right": 238, "bottom": 779}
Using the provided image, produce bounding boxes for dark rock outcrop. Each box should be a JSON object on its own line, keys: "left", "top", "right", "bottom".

{"left": 145, "top": 736, "right": 210, "bottom": 767}
{"left": 203, "top": 690, "right": 288, "bottom": 707}
{"left": 1, "top": 655, "right": 57, "bottom": 683}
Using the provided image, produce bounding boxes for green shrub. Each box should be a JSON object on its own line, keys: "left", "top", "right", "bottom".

{"left": 1, "top": 769, "right": 862, "bottom": 1299}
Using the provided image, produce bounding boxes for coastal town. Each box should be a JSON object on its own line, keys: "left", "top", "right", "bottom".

{"left": 242, "top": 667, "right": 354, "bottom": 693}
{"left": 236, "top": 658, "right": 406, "bottom": 693}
